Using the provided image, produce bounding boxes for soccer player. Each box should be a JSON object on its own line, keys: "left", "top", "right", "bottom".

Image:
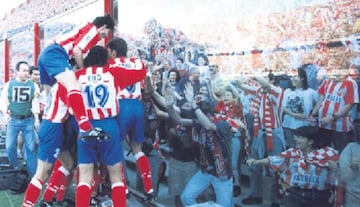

{"left": 74, "top": 45, "right": 146, "bottom": 207}
{"left": 107, "top": 37, "right": 155, "bottom": 200}
{"left": 38, "top": 14, "right": 115, "bottom": 139}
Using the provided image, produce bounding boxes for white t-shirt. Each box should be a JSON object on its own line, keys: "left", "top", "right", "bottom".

{"left": 282, "top": 87, "right": 319, "bottom": 129}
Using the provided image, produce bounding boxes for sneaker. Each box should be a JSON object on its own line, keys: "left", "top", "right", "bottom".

{"left": 80, "top": 127, "right": 111, "bottom": 141}
{"left": 38, "top": 200, "right": 53, "bottom": 207}
{"left": 144, "top": 192, "right": 157, "bottom": 202}
{"left": 233, "top": 185, "right": 242, "bottom": 197}
{"left": 241, "top": 196, "right": 263, "bottom": 205}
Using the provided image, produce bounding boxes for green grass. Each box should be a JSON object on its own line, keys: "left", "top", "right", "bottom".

{"left": 0, "top": 190, "right": 25, "bottom": 207}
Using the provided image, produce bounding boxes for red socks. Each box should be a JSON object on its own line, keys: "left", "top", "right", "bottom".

{"left": 75, "top": 183, "right": 92, "bottom": 207}
{"left": 134, "top": 152, "right": 153, "bottom": 194}
{"left": 67, "top": 90, "right": 92, "bottom": 131}
{"left": 22, "top": 178, "right": 44, "bottom": 207}
{"left": 111, "top": 182, "right": 126, "bottom": 207}
{"left": 56, "top": 172, "right": 73, "bottom": 201}
{"left": 43, "top": 161, "right": 70, "bottom": 202}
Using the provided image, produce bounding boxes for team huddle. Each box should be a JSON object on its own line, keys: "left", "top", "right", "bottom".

{"left": 16, "top": 14, "right": 153, "bottom": 207}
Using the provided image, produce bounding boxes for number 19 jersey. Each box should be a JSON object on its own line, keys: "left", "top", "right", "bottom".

{"left": 77, "top": 66, "right": 119, "bottom": 120}
{"left": 76, "top": 57, "right": 146, "bottom": 120}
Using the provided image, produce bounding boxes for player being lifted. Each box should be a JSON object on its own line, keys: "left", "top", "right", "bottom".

{"left": 22, "top": 14, "right": 116, "bottom": 207}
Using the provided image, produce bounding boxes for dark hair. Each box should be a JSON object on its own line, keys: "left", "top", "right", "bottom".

{"left": 196, "top": 54, "right": 209, "bottom": 66}
{"left": 268, "top": 72, "right": 275, "bottom": 82}
{"left": 107, "top": 37, "right": 127, "bottom": 57}
{"left": 298, "top": 65, "right": 309, "bottom": 90}
{"left": 83, "top": 46, "right": 108, "bottom": 67}
{"left": 167, "top": 69, "right": 180, "bottom": 83}
{"left": 15, "top": 61, "right": 29, "bottom": 71}
{"left": 92, "top": 14, "right": 115, "bottom": 30}
{"left": 29, "top": 66, "right": 38, "bottom": 75}
{"left": 294, "top": 126, "right": 324, "bottom": 148}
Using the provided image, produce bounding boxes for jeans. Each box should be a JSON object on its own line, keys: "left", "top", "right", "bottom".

{"left": 248, "top": 127, "right": 285, "bottom": 201}
{"left": 168, "top": 158, "right": 197, "bottom": 196}
{"left": 231, "top": 135, "right": 241, "bottom": 186}
{"left": 6, "top": 116, "right": 37, "bottom": 177}
{"left": 181, "top": 170, "right": 234, "bottom": 207}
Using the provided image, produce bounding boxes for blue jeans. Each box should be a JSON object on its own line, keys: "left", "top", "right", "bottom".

{"left": 231, "top": 135, "right": 241, "bottom": 186}
{"left": 248, "top": 127, "right": 285, "bottom": 202}
{"left": 6, "top": 116, "right": 37, "bottom": 177}
{"left": 181, "top": 170, "right": 234, "bottom": 207}
{"left": 168, "top": 158, "right": 197, "bottom": 196}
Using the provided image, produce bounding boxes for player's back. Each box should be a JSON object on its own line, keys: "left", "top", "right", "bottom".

{"left": 76, "top": 66, "right": 119, "bottom": 120}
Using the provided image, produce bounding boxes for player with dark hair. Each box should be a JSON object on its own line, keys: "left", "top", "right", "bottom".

{"left": 74, "top": 45, "right": 146, "bottom": 207}
{"left": 38, "top": 14, "right": 114, "bottom": 138}
{"left": 22, "top": 15, "right": 116, "bottom": 207}
{"left": 107, "top": 37, "right": 155, "bottom": 201}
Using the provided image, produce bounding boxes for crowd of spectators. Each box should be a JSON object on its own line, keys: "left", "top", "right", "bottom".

{"left": 0, "top": 0, "right": 359, "bottom": 206}
{"left": 0, "top": 0, "right": 359, "bottom": 80}
{"left": 0, "top": 0, "right": 88, "bottom": 39}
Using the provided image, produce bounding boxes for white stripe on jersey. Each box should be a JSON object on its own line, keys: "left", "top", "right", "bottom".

{"left": 77, "top": 67, "right": 118, "bottom": 120}
{"left": 76, "top": 26, "right": 98, "bottom": 52}
{"left": 53, "top": 24, "right": 83, "bottom": 54}
{"left": 42, "top": 84, "right": 68, "bottom": 123}
{"left": 117, "top": 82, "right": 142, "bottom": 100}
{"left": 53, "top": 22, "right": 97, "bottom": 56}
{"left": 108, "top": 58, "right": 144, "bottom": 70}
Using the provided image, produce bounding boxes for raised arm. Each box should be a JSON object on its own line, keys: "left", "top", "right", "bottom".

{"left": 164, "top": 85, "right": 192, "bottom": 126}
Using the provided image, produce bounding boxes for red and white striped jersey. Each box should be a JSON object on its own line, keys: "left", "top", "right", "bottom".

{"left": 318, "top": 78, "right": 359, "bottom": 132}
{"left": 108, "top": 57, "right": 146, "bottom": 100}
{"left": 268, "top": 147, "right": 339, "bottom": 190}
{"left": 117, "top": 82, "right": 142, "bottom": 100}
{"left": 76, "top": 58, "right": 146, "bottom": 120}
{"left": 248, "top": 85, "right": 284, "bottom": 128}
{"left": 54, "top": 22, "right": 100, "bottom": 57}
{"left": 42, "top": 83, "right": 69, "bottom": 123}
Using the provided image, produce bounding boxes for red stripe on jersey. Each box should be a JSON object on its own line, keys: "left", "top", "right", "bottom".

{"left": 55, "top": 23, "right": 100, "bottom": 56}
{"left": 97, "top": 108, "right": 105, "bottom": 119}
{"left": 107, "top": 108, "right": 112, "bottom": 116}
{"left": 318, "top": 79, "right": 359, "bottom": 131}
{"left": 49, "top": 91, "right": 60, "bottom": 121}
{"left": 87, "top": 110, "right": 94, "bottom": 120}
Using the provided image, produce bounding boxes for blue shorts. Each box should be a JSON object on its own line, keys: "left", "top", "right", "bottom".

{"left": 38, "top": 120, "right": 63, "bottom": 163}
{"left": 77, "top": 116, "right": 124, "bottom": 165}
{"left": 118, "top": 99, "right": 145, "bottom": 143}
{"left": 38, "top": 44, "right": 72, "bottom": 86}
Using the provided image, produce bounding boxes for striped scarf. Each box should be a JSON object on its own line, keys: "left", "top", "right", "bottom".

{"left": 252, "top": 89, "right": 275, "bottom": 150}
{"left": 279, "top": 147, "right": 339, "bottom": 169}
{"left": 275, "top": 147, "right": 340, "bottom": 198}
{"left": 214, "top": 101, "right": 243, "bottom": 129}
